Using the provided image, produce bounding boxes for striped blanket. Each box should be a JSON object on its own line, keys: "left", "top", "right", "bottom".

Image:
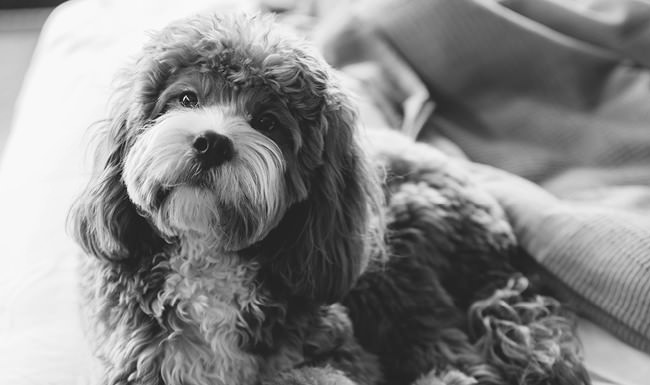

{"left": 318, "top": 0, "right": 650, "bottom": 356}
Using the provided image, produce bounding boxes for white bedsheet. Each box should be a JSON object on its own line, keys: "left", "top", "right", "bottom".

{"left": 0, "top": 1, "right": 647, "bottom": 384}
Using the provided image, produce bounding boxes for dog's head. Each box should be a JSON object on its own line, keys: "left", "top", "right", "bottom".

{"left": 70, "top": 13, "right": 382, "bottom": 303}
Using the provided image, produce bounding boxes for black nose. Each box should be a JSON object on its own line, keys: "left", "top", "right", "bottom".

{"left": 192, "top": 131, "right": 234, "bottom": 168}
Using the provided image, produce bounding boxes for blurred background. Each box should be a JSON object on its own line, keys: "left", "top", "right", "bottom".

{"left": 0, "top": 1, "right": 64, "bottom": 157}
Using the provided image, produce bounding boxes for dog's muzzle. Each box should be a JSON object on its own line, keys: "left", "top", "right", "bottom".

{"left": 192, "top": 130, "right": 234, "bottom": 169}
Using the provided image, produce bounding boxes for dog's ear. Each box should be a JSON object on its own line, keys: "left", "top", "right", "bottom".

{"left": 68, "top": 100, "right": 165, "bottom": 264}
{"left": 263, "top": 74, "right": 384, "bottom": 304}
{"left": 302, "top": 93, "right": 382, "bottom": 303}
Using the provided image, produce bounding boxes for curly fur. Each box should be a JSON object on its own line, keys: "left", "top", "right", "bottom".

{"left": 70, "top": 12, "right": 590, "bottom": 385}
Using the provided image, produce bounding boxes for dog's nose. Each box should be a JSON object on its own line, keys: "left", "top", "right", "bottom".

{"left": 192, "top": 131, "right": 234, "bottom": 168}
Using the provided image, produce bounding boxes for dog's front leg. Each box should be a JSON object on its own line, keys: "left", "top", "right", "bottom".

{"left": 261, "top": 367, "right": 358, "bottom": 385}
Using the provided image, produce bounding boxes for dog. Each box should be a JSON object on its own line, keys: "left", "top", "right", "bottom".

{"left": 69, "top": 13, "right": 590, "bottom": 385}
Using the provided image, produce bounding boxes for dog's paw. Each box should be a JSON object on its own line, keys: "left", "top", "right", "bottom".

{"left": 302, "top": 304, "right": 382, "bottom": 385}
{"left": 303, "top": 304, "right": 353, "bottom": 357}
{"left": 262, "top": 367, "right": 358, "bottom": 385}
{"left": 412, "top": 368, "right": 478, "bottom": 385}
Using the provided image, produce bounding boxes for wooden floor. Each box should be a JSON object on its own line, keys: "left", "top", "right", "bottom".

{"left": 0, "top": 7, "right": 52, "bottom": 161}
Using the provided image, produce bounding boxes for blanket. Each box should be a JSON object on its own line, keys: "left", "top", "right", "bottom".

{"left": 318, "top": 0, "right": 650, "bottom": 359}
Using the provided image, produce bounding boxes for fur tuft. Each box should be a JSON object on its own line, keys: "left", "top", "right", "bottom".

{"left": 469, "top": 276, "right": 590, "bottom": 385}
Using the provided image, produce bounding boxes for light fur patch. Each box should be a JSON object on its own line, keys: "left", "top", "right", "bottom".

{"left": 155, "top": 237, "right": 266, "bottom": 385}
{"left": 80, "top": 237, "right": 270, "bottom": 385}
{"left": 79, "top": 257, "right": 170, "bottom": 384}
{"left": 122, "top": 106, "right": 287, "bottom": 249}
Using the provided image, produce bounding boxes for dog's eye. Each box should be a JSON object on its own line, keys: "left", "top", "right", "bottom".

{"left": 178, "top": 91, "right": 199, "bottom": 108}
{"left": 251, "top": 114, "right": 277, "bottom": 133}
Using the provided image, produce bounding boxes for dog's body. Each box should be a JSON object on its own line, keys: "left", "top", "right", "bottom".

{"left": 71, "top": 13, "right": 590, "bottom": 385}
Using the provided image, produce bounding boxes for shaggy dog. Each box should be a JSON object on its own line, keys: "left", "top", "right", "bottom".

{"left": 69, "top": 13, "right": 591, "bottom": 385}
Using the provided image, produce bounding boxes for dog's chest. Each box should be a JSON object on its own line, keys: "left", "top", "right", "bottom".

{"left": 153, "top": 245, "right": 265, "bottom": 385}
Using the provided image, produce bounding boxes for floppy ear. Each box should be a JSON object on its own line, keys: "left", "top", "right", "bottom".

{"left": 261, "top": 83, "right": 384, "bottom": 304}
{"left": 68, "top": 107, "right": 165, "bottom": 265}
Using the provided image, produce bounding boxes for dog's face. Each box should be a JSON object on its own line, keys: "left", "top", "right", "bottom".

{"left": 71, "top": 14, "right": 382, "bottom": 303}
{"left": 122, "top": 59, "right": 295, "bottom": 250}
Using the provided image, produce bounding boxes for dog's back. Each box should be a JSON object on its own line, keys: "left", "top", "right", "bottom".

{"left": 343, "top": 129, "right": 590, "bottom": 385}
